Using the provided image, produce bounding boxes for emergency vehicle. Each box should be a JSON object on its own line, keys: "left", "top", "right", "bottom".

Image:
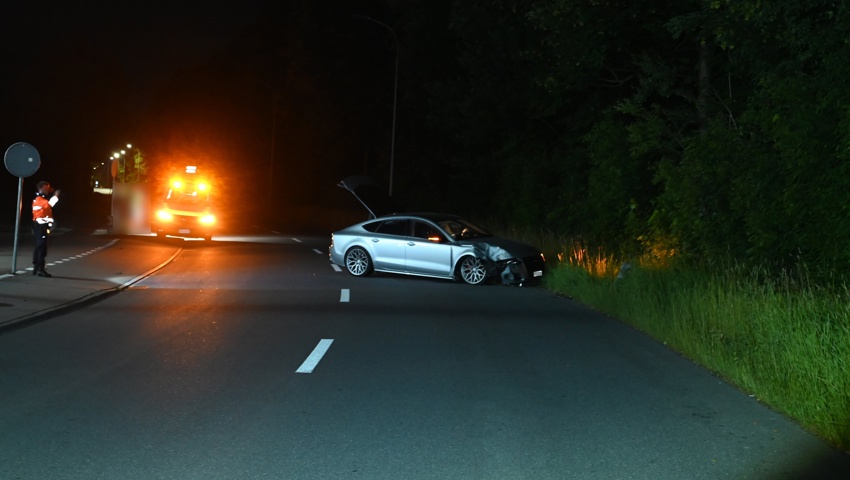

{"left": 151, "top": 166, "right": 216, "bottom": 241}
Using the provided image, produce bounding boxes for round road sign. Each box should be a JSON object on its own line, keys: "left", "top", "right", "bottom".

{"left": 4, "top": 142, "right": 41, "bottom": 178}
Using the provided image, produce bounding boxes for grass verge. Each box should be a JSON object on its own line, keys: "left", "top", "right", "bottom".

{"left": 544, "top": 255, "right": 850, "bottom": 450}
{"left": 493, "top": 225, "right": 850, "bottom": 450}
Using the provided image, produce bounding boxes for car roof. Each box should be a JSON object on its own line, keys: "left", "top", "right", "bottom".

{"left": 376, "top": 212, "right": 464, "bottom": 223}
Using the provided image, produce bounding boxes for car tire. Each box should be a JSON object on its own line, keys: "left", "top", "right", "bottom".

{"left": 458, "top": 256, "right": 488, "bottom": 285}
{"left": 345, "top": 246, "right": 373, "bottom": 277}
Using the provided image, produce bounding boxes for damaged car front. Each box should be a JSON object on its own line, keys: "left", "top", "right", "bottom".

{"left": 437, "top": 217, "right": 546, "bottom": 286}
{"left": 471, "top": 239, "right": 546, "bottom": 286}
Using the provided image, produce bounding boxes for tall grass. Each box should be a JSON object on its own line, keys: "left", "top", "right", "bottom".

{"left": 498, "top": 225, "right": 850, "bottom": 449}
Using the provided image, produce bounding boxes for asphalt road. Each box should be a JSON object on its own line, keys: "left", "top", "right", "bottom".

{"left": 1, "top": 230, "right": 848, "bottom": 479}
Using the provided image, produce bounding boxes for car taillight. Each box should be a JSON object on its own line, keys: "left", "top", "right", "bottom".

{"left": 156, "top": 210, "right": 173, "bottom": 221}
{"left": 200, "top": 214, "right": 216, "bottom": 225}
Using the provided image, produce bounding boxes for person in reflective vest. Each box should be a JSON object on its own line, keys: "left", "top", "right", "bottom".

{"left": 32, "top": 181, "right": 61, "bottom": 277}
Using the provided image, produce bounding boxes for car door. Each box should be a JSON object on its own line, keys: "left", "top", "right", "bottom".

{"left": 369, "top": 219, "right": 408, "bottom": 271}
{"left": 404, "top": 220, "right": 453, "bottom": 276}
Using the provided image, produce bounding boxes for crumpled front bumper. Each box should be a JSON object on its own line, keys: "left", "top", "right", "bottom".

{"left": 474, "top": 241, "right": 545, "bottom": 286}
{"left": 493, "top": 256, "right": 545, "bottom": 286}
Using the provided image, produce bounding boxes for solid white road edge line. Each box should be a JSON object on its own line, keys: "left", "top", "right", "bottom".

{"left": 340, "top": 289, "right": 350, "bottom": 302}
{"left": 296, "top": 339, "right": 334, "bottom": 374}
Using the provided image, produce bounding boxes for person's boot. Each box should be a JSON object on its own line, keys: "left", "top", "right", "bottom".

{"left": 36, "top": 267, "right": 52, "bottom": 278}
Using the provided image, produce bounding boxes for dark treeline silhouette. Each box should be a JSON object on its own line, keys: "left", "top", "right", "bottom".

{"left": 387, "top": 0, "right": 850, "bottom": 281}
{"left": 3, "top": 0, "right": 849, "bottom": 277}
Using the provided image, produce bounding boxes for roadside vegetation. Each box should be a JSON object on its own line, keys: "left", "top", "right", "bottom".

{"left": 507, "top": 228, "right": 850, "bottom": 451}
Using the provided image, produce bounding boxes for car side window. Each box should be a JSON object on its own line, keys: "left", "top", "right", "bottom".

{"left": 413, "top": 221, "right": 447, "bottom": 243}
{"left": 375, "top": 219, "right": 408, "bottom": 237}
{"left": 362, "top": 221, "right": 382, "bottom": 233}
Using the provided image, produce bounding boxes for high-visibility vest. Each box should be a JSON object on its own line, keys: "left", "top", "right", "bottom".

{"left": 32, "top": 194, "right": 58, "bottom": 224}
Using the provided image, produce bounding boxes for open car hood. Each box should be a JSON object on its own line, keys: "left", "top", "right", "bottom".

{"left": 338, "top": 175, "right": 399, "bottom": 219}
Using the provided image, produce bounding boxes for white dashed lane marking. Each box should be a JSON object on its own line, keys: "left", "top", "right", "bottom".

{"left": 10, "top": 239, "right": 119, "bottom": 276}
{"left": 331, "top": 264, "right": 342, "bottom": 272}
{"left": 296, "top": 339, "right": 334, "bottom": 374}
{"left": 312, "top": 248, "right": 322, "bottom": 254}
{"left": 340, "top": 289, "right": 350, "bottom": 303}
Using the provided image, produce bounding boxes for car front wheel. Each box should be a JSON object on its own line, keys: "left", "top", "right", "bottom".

{"left": 345, "top": 246, "right": 373, "bottom": 277}
{"left": 459, "top": 256, "right": 488, "bottom": 285}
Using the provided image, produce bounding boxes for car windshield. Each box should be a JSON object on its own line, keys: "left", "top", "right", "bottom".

{"left": 438, "top": 218, "right": 491, "bottom": 241}
{"left": 164, "top": 190, "right": 210, "bottom": 212}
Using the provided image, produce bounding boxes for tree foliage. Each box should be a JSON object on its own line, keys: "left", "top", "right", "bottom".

{"left": 386, "top": 0, "right": 850, "bottom": 278}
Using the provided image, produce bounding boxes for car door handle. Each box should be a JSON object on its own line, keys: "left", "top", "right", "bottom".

{"left": 407, "top": 242, "right": 416, "bottom": 246}
{"left": 371, "top": 238, "right": 379, "bottom": 242}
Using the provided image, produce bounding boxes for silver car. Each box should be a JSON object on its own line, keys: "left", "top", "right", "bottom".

{"left": 329, "top": 177, "right": 545, "bottom": 285}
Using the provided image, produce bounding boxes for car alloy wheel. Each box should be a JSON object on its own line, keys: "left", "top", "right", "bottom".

{"left": 345, "top": 246, "right": 373, "bottom": 277}
{"left": 459, "top": 256, "right": 487, "bottom": 285}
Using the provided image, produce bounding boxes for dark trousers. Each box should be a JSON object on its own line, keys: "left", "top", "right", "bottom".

{"left": 32, "top": 222, "right": 49, "bottom": 270}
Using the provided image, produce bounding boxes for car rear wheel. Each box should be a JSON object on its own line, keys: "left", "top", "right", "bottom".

{"left": 345, "top": 246, "right": 373, "bottom": 277}
{"left": 459, "top": 256, "right": 487, "bottom": 285}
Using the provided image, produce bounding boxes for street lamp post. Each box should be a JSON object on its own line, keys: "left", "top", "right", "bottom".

{"left": 268, "top": 94, "right": 277, "bottom": 204}
{"left": 354, "top": 15, "right": 398, "bottom": 197}
{"left": 112, "top": 148, "right": 127, "bottom": 183}
{"left": 251, "top": 80, "right": 279, "bottom": 205}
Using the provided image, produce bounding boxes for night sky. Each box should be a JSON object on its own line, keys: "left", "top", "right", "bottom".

{"left": 1, "top": 1, "right": 384, "bottom": 230}
{"left": 2, "top": 1, "right": 265, "bottom": 91}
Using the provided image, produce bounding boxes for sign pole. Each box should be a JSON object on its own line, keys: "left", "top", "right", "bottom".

{"left": 11, "top": 177, "right": 23, "bottom": 273}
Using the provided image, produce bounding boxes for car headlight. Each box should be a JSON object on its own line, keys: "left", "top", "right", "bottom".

{"left": 156, "top": 210, "right": 173, "bottom": 221}
{"left": 200, "top": 214, "right": 216, "bottom": 225}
